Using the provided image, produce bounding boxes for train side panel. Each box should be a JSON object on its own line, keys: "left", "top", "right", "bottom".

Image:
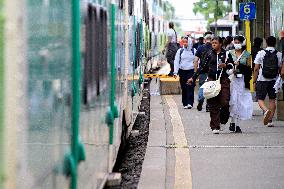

{"left": 0, "top": 0, "right": 170, "bottom": 188}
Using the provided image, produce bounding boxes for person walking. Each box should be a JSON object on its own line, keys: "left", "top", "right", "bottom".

{"left": 251, "top": 37, "right": 263, "bottom": 65}
{"left": 188, "top": 37, "right": 234, "bottom": 134}
{"left": 253, "top": 36, "right": 283, "bottom": 127}
{"left": 228, "top": 36, "right": 253, "bottom": 133}
{"left": 224, "top": 36, "right": 234, "bottom": 50}
{"left": 193, "top": 36, "right": 204, "bottom": 50}
{"left": 163, "top": 22, "right": 178, "bottom": 76}
{"left": 194, "top": 31, "right": 213, "bottom": 111}
{"left": 173, "top": 36, "right": 196, "bottom": 109}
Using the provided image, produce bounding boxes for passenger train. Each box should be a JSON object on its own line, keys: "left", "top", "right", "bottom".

{"left": 0, "top": 0, "right": 174, "bottom": 188}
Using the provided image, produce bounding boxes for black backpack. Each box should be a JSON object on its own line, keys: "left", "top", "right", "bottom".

{"left": 262, "top": 50, "right": 279, "bottom": 79}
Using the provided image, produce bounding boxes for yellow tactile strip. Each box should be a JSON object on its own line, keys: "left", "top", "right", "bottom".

{"left": 164, "top": 95, "right": 192, "bottom": 189}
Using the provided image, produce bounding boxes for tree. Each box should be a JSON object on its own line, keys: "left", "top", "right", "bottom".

{"left": 163, "top": 0, "right": 175, "bottom": 20}
{"left": 193, "top": 0, "right": 231, "bottom": 25}
{"left": 163, "top": 1, "right": 182, "bottom": 34}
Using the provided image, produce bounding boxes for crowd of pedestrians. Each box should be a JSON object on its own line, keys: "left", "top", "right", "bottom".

{"left": 164, "top": 22, "right": 284, "bottom": 134}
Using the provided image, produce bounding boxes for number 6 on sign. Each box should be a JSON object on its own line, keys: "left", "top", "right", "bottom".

{"left": 244, "top": 4, "right": 250, "bottom": 14}
{"left": 239, "top": 2, "right": 256, "bottom": 20}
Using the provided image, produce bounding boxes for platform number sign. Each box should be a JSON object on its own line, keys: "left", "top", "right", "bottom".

{"left": 239, "top": 2, "right": 256, "bottom": 20}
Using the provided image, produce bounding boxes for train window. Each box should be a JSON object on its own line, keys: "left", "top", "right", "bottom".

{"left": 154, "top": 34, "right": 157, "bottom": 48}
{"left": 83, "top": 4, "right": 95, "bottom": 104}
{"left": 145, "top": 3, "right": 149, "bottom": 26}
{"left": 143, "top": 0, "right": 146, "bottom": 21}
{"left": 129, "top": 0, "right": 134, "bottom": 15}
{"left": 135, "top": 22, "right": 141, "bottom": 69}
{"left": 83, "top": 4, "right": 108, "bottom": 104}
{"left": 149, "top": 32, "right": 152, "bottom": 49}
{"left": 98, "top": 8, "right": 108, "bottom": 94}
{"left": 119, "top": 0, "right": 123, "bottom": 9}
{"left": 152, "top": 17, "right": 155, "bottom": 32}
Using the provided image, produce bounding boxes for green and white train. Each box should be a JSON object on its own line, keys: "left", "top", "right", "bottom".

{"left": 0, "top": 0, "right": 174, "bottom": 188}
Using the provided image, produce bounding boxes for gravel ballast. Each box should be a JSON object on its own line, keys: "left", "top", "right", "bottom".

{"left": 107, "top": 82, "right": 151, "bottom": 189}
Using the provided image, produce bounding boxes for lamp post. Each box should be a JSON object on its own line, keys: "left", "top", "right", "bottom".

{"left": 215, "top": 0, "right": 218, "bottom": 35}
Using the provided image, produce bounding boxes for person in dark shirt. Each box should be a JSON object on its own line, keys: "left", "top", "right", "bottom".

{"left": 193, "top": 37, "right": 204, "bottom": 50}
{"left": 194, "top": 32, "right": 213, "bottom": 111}
{"left": 188, "top": 36, "right": 234, "bottom": 134}
{"left": 251, "top": 37, "right": 263, "bottom": 65}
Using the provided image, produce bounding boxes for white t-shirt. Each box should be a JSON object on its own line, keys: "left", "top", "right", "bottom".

{"left": 254, "top": 47, "right": 282, "bottom": 81}
{"left": 167, "top": 28, "right": 177, "bottom": 43}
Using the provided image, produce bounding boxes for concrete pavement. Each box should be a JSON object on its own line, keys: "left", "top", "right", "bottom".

{"left": 139, "top": 80, "right": 284, "bottom": 189}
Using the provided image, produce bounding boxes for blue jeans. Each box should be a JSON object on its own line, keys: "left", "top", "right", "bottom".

{"left": 198, "top": 73, "right": 207, "bottom": 102}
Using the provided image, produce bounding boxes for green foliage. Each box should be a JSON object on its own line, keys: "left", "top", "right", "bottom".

{"left": 163, "top": 1, "right": 182, "bottom": 35}
{"left": 193, "top": 0, "right": 231, "bottom": 24}
{"left": 163, "top": 0, "right": 175, "bottom": 20}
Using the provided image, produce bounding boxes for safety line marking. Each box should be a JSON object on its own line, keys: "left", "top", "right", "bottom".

{"left": 144, "top": 74, "right": 172, "bottom": 78}
{"left": 148, "top": 145, "right": 284, "bottom": 149}
{"left": 165, "top": 95, "right": 192, "bottom": 189}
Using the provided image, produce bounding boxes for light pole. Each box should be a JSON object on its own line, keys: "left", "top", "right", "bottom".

{"left": 215, "top": 0, "right": 218, "bottom": 35}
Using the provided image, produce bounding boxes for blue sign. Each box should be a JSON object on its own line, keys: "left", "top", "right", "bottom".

{"left": 239, "top": 2, "right": 256, "bottom": 20}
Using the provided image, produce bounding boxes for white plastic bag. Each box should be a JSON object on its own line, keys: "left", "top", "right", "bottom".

{"left": 274, "top": 76, "right": 283, "bottom": 93}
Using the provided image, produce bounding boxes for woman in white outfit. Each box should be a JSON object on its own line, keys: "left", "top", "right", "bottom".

{"left": 228, "top": 36, "right": 253, "bottom": 133}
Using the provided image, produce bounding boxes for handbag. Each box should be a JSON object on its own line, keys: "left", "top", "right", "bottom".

{"left": 201, "top": 53, "right": 224, "bottom": 99}
{"left": 201, "top": 71, "right": 222, "bottom": 99}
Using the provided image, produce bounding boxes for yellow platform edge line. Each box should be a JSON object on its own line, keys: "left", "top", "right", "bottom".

{"left": 144, "top": 74, "right": 171, "bottom": 78}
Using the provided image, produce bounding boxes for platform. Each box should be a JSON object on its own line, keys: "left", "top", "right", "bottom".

{"left": 138, "top": 79, "right": 284, "bottom": 189}
{"left": 160, "top": 77, "right": 181, "bottom": 95}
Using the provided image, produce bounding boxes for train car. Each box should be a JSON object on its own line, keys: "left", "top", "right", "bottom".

{"left": 0, "top": 0, "right": 173, "bottom": 188}
{"left": 145, "top": 0, "right": 168, "bottom": 73}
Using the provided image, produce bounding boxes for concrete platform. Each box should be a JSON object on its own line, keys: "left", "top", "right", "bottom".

{"left": 138, "top": 78, "right": 167, "bottom": 189}
{"left": 138, "top": 80, "right": 284, "bottom": 189}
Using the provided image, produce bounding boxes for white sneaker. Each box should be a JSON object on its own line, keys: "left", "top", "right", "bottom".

{"left": 212, "top": 129, "right": 220, "bottom": 134}
{"left": 267, "top": 121, "right": 274, "bottom": 127}
{"left": 183, "top": 105, "right": 192, "bottom": 109}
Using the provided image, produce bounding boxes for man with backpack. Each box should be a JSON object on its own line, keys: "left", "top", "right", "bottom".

{"left": 193, "top": 31, "right": 213, "bottom": 111}
{"left": 253, "top": 36, "right": 283, "bottom": 127}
